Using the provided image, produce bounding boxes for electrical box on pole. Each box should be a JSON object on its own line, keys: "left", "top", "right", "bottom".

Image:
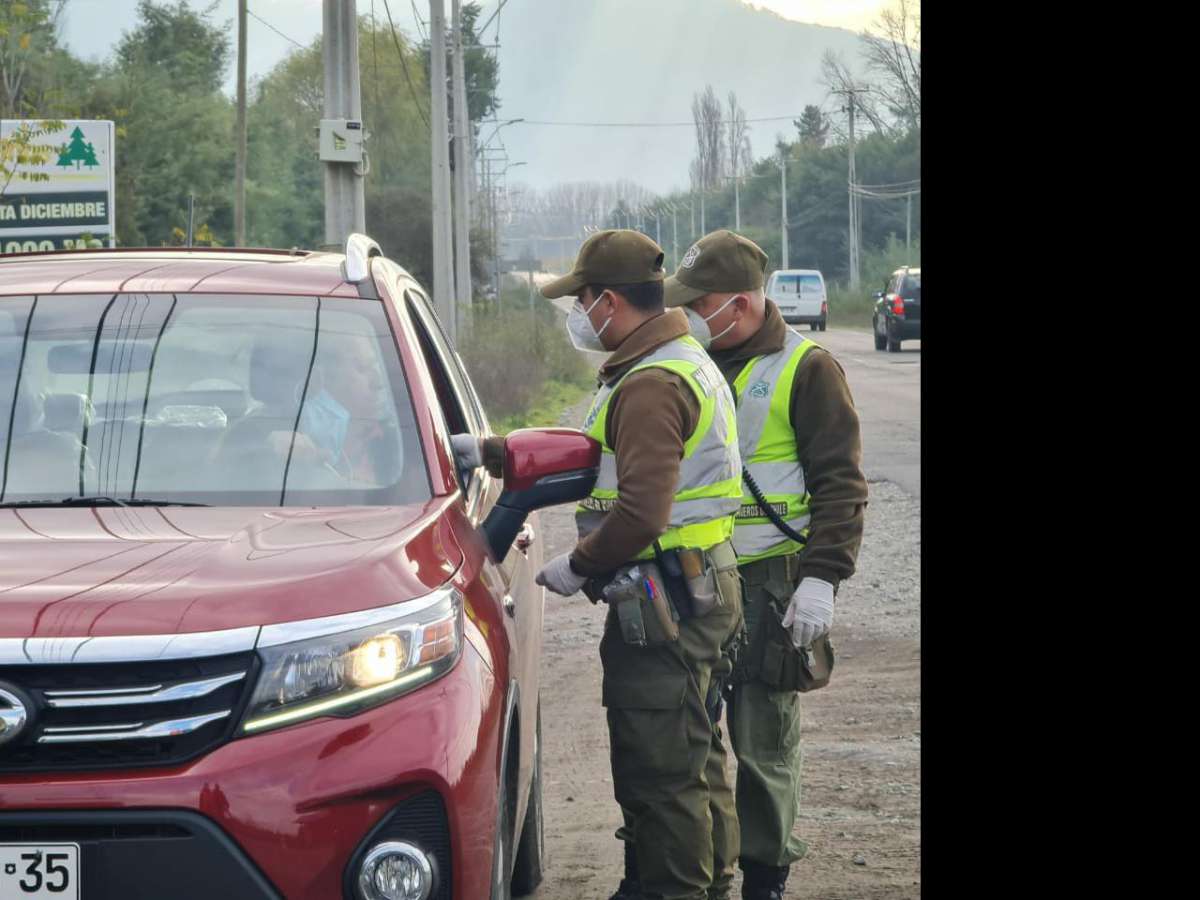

{"left": 318, "top": 119, "right": 367, "bottom": 163}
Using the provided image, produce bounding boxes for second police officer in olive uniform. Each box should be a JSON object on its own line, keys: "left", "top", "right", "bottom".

{"left": 663, "top": 231, "right": 869, "bottom": 900}
{"left": 534, "top": 229, "right": 746, "bottom": 900}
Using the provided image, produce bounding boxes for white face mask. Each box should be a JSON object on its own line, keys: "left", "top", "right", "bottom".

{"left": 684, "top": 296, "right": 737, "bottom": 348}
{"left": 566, "top": 292, "right": 612, "bottom": 352}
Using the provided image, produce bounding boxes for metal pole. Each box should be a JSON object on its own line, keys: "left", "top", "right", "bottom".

{"left": 323, "top": 0, "right": 367, "bottom": 246}
{"left": 690, "top": 194, "right": 695, "bottom": 239}
{"left": 780, "top": 148, "right": 789, "bottom": 270}
{"left": 450, "top": 0, "right": 472, "bottom": 339}
{"left": 700, "top": 189, "right": 706, "bottom": 235}
{"left": 654, "top": 209, "right": 661, "bottom": 246}
{"left": 847, "top": 93, "right": 858, "bottom": 289}
{"left": 734, "top": 175, "right": 740, "bottom": 231}
{"left": 671, "top": 205, "right": 678, "bottom": 270}
{"left": 428, "top": 0, "right": 456, "bottom": 339}
{"left": 186, "top": 193, "right": 195, "bottom": 247}
{"left": 235, "top": 0, "right": 247, "bottom": 246}
{"left": 906, "top": 191, "right": 912, "bottom": 259}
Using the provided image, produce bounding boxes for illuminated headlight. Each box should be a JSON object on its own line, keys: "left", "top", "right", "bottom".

{"left": 357, "top": 841, "right": 436, "bottom": 900}
{"left": 241, "top": 586, "right": 463, "bottom": 735}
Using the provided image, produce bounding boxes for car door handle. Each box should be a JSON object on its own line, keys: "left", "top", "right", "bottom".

{"left": 503, "top": 594, "right": 516, "bottom": 617}
{"left": 516, "top": 523, "right": 536, "bottom": 551}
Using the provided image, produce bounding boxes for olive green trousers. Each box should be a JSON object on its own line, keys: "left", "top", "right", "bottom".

{"left": 601, "top": 588, "right": 742, "bottom": 900}
{"left": 726, "top": 560, "right": 808, "bottom": 867}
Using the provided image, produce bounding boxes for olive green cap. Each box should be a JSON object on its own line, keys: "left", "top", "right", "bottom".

{"left": 540, "top": 229, "right": 666, "bottom": 299}
{"left": 663, "top": 229, "right": 769, "bottom": 307}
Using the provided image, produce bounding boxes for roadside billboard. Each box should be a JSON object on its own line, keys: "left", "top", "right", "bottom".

{"left": 0, "top": 119, "right": 115, "bottom": 254}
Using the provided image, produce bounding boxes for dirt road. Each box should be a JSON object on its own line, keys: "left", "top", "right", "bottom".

{"left": 528, "top": 327, "right": 920, "bottom": 899}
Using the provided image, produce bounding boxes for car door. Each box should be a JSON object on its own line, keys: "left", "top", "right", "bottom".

{"left": 396, "top": 281, "right": 543, "bottom": 818}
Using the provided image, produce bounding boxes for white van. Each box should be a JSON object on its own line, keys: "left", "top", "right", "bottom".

{"left": 765, "top": 268, "right": 827, "bottom": 330}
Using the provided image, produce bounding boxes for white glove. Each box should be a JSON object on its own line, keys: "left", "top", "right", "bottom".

{"left": 535, "top": 552, "right": 588, "bottom": 596}
{"left": 450, "top": 433, "right": 484, "bottom": 469}
{"left": 780, "top": 577, "right": 835, "bottom": 649}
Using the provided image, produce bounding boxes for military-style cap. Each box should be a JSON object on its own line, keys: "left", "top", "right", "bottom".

{"left": 540, "top": 229, "right": 665, "bottom": 299}
{"left": 663, "top": 229, "right": 769, "bottom": 307}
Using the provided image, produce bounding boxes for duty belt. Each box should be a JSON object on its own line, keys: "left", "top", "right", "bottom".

{"left": 738, "top": 551, "right": 803, "bottom": 587}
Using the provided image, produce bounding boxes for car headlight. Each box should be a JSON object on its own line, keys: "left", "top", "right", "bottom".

{"left": 240, "top": 585, "right": 463, "bottom": 735}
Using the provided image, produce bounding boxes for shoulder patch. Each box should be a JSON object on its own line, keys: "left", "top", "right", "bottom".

{"left": 748, "top": 380, "right": 771, "bottom": 399}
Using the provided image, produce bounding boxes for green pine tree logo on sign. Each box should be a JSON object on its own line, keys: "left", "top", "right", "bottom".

{"left": 56, "top": 127, "right": 99, "bottom": 170}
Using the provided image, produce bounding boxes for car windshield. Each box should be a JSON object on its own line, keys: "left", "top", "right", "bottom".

{"left": 0, "top": 293, "right": 429, "bottom": 507}
{"left": 900, "top": 274, "right": 921, "bottom": 299}
{"left": 773, "top": 274, "right": 823, "bottom": 295}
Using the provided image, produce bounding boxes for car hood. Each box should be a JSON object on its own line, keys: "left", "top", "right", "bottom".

{"left": 0, "top": 499, "right": 464, "bottom": 639}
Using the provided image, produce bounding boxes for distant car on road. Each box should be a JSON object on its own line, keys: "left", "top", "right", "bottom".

{"left": 873, "top": 266, "right": 920, "bottom": 352}
{"left": 765, "top": 268, "right": 827, "bottom": 330}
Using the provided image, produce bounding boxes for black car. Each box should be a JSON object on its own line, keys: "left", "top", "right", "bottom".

{"left": 873, "top": 266, "right": 921, "bottom": 352}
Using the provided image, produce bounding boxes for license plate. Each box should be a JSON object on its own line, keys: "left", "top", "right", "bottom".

{"left": 0, "top": 845, "right": 79, "bottom": 899}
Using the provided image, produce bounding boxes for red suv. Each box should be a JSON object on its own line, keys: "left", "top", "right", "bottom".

{"left": 0, "top": 237, "right": 600, "bottom": 900}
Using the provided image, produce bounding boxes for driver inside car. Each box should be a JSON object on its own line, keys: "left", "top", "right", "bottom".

{"left": 265, "top": 330, "right": 395, "bottom": 486}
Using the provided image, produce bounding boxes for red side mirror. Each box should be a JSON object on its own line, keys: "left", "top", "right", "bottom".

{"left": 481, "top": 428, "right": 601, "bottom": 562}
{"left": 502, "top": 427, "right": 601, "bottom": 493}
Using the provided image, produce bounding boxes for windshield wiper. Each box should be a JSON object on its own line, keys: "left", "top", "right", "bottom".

{"left": 0, "top": 496, "right": 210, "bottom": 509}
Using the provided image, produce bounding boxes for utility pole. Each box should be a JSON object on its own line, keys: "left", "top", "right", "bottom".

{"left": 450, "top": 0, "right": 472, "bottom": 339}
{"left": 779, "top": 146, "right": 789, "bottom": 270}
{"left": 429, "top": 0, "right": 456, "bottom": 340}
{"left": 322, "top": 0, "right": 367, "bottom": 246}
{"left": 906, "top": 192, "right": 912, "bottom": 259}
{"left": 834, "top": 86, "right": 869, "bottom": 289}
{"left": 235, "top": 0, "right": 247, "bottom": 246}
{"left": 733, "top": 174, "right": 740, "bottom": 231}
{"left": 671, "top": 203, "right": 678, "bottom": 270}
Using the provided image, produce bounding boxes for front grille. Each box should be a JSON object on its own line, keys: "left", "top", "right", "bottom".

{"left": 344, "top": 790, "right": 452, "bottom": 900}
{"left": 0, "top": 652, "right": 257, "bottom": 772}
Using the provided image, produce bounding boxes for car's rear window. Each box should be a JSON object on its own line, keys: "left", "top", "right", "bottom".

{"left": 900, "top": 275, "right": 921, "bottom": 299}
{"left": 773, "top": 274, "right": 823, "bottom": 295}
{"left": 0, "top": 293, "right": 429, "bottom": 506}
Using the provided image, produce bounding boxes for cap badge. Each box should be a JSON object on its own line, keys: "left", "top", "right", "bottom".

{"left": 681, "top": 245, "right": 702, "bottom": 268}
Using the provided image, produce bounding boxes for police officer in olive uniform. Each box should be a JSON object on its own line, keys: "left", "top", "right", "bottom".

{"left": 663, "top": 231, "right": 868, "bottom": 900}
{"left": 533, "top": 229, "right": 746, "bottom": 900}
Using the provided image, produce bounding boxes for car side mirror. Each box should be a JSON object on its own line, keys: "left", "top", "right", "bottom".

{"left": 481, "top": 427, "right": 601, "bottom": 561}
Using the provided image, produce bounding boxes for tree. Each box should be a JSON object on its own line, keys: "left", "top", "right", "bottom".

{"left": 794, "top": 105, "right": 829, "bottom": 149}
{"left": 726, "top": 91, "right": 751, "bottom": 180}
{"left": 861, "top": 0, "right": 921, "bottom": 131}
{"left": 0, "top": 0, "right": 68, "bottom": 116}
{"left": 1, "top": 118, "right": 66, "bottom": 196}
{"left": 819, "top": 50, "right": 890, "bottom": 138}
{"left": 691, "top": 85, "right": 724, "bottom": 192}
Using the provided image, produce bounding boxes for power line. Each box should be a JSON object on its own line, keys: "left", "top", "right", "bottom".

{"left": 247, "top": 6, "right": 305, "bottom": 49}
{"left": 409, "top": 0, "right": 427, "bottom": 44}
{"left": 511, "top": 114, "right": 810, "bottom": 128}
{"left": 381, "top": 0, "right": 430, "bottom": 130}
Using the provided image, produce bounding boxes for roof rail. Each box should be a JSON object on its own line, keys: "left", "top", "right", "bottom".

{"left": 343, "top": 233, "right": 382, "bottom": 284}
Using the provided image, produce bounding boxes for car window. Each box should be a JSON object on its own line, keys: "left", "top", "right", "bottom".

{"left": 0, "top": 293, "right": 428, "bottom": 506}
{"left": 400, "top": 286, "right": 489, "bottom": 499}
{"left": 900, "top": 274, "right": 921, "bottom": 300}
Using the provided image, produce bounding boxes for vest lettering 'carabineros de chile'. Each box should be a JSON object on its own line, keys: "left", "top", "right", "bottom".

{"left": 730, "top": 329, "right": 818, "bottom": 563}
{"left": 576, "top": 335, "right": 742, "bottom": 558}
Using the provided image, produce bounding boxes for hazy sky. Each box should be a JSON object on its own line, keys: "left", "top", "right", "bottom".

{"left": 59, "top": 1, "right": 887, "bottom": 93}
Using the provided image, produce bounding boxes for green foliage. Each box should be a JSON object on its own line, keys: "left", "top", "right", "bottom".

{"left": 827, "top": 234, "right": 920, "bottom": 329}
{"left": 794, "top": 105, "right": 829, "bottom": 148}
{"left": 0, "top": 118, "right": 66, "bottom": 194}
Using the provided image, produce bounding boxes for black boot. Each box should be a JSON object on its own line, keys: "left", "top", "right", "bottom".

{"left": 608, "top": 841, "right": 642, "bottom": 900}
{"left": 740, "top": 859, "right": 789, "bottom": 900}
